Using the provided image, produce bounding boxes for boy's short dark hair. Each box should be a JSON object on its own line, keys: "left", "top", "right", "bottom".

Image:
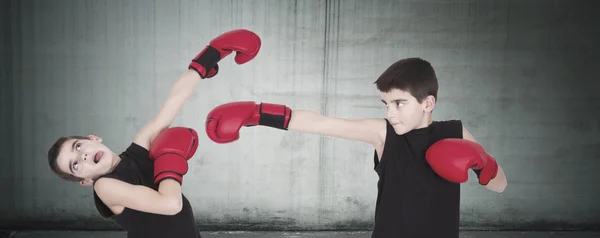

{"left": 374, "top": 57, "right": 439, "bottom": 103}
{"left": 47, "top": 136, "right": 89, "bottom": 182}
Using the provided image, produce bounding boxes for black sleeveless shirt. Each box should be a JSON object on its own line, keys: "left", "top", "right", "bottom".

{"left": 372, "top": 119, "right": 463, "bottom": 238}
{"left": 93, "top": 143, "right": 201, "bottom": 238}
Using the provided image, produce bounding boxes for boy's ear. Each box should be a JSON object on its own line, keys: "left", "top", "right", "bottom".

{"left": 423, "top": 95, "right": 436, "bottom": 113}
{"left": 80, "top": 179, "right": 94, "bottom": 186}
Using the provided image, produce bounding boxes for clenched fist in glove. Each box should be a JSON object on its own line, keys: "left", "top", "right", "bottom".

{"left": 149, "top": 127, "right": 199, "bottom": 185}
{"left": 189, "top": 29, "right": 261, "bottom": 79}
{"left": 425, "top": 138, "right": 498, "bottom": 185}
{"left": 205, "top": 101, "right": 292, "bottom": 143}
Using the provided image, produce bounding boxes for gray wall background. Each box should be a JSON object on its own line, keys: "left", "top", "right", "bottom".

{"left": 1, "top": 0, "right": 599, "bottom": 231}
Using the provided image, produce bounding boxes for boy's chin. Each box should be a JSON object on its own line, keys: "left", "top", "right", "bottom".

{"left": 392, "top": 126, "right": 409, "bottom": 135}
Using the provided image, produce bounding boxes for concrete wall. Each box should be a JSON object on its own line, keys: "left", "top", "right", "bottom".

{"left": 1, "top": 0, "right": 599, "bottom": 231}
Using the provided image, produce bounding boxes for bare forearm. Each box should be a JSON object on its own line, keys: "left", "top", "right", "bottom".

{"left": 153, "top": 70, "right": 202, "bottom": 127}
{"left": 287, "top": 109, "right": 384, "bottom": 145}
{"left": 169, "top": 70, "right": 202, "bottom": 100}
{"left": 288, "top": 110, "right": 328, "bottom": 135}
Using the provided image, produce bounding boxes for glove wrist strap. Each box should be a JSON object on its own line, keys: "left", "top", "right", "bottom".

{"left": 189, "top": 45, "right": 221, "bottom": 78}
{"left": 258, "top": 103, "right": 292, "bottom": 130}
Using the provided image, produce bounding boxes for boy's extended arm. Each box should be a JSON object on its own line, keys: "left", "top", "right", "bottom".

{"left": 204, "top": 101, "right": 387, "bottom": 148}
{"left": 134, "top": 70, "right": 202, "bottom": 150}
{"left": 133, "top": 28, "right": 262, "bottom": 150}
{"left": 287, "top": 110, "right": 386, "bottom": 147}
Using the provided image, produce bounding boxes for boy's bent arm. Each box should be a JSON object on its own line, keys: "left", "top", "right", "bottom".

{"left": 94, "top": 178, "right": 183, "bottom": 216}
{"left": 134, "top": 70, "right": 202, "bottom": 149}
{"left": 462, "top": 127, "right": 507, "bottom": 193}
{"left": 288, "top": 110, "right": 387, "bottom": 147}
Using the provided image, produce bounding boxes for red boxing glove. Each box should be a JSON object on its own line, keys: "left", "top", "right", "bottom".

{"left": 205, "top": 101, "right": 292, "bottom": 144}
{"left": 189, "top": 29, "right": 261, "bottom": 79}
{"left": 425, "top": 138, "right": 498, "bottom": 185}
{"left": 149, "top": 127, "right": 199, "bottom": 185}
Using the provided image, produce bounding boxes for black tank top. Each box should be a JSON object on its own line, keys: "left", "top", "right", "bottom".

{"left": 93, "top": 143, "right": 201, "bottom": 238}
{"left": 372, "top": 119, "right": 463, "bottom": 238}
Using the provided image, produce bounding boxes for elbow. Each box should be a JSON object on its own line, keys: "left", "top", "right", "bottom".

{"left": 498, "top": 180, "right": 507, "bottom": 193}
{"left": 492, "top": 182, "right": 507, "bottom": 193}
{"left": 165, "top": 196, "right": 183, "bottom": 215}
{"left": 486, "top": 178, "right": 507, "bottom": 193}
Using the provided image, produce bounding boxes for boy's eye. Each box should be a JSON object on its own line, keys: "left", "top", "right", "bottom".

{"left": 73, "top": 162, "right": 78, "bottom": 170}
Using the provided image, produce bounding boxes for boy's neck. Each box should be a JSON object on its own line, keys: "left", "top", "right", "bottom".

{"left": 415, "top": 113, "right": 433, "bottom": 129}
{"left": 108, "top": 154, "right": 122, "bottom": 173}
{"left": 424, "top": 113, "right": 433, "bottom": 125}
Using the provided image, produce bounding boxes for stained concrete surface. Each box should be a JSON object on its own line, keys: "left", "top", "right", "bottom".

{"left": 2, "top": 0, "right": 600, "bottom": 233}
{"left": 2, "top": 231, "right": 600, "bottom": 238}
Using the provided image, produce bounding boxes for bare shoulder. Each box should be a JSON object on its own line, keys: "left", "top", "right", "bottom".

{"left": 357, "top": 118, "right": 387, "bottom": 145}
{"left": 358, "top": 118, "right": 386, "bottom": 160}
{"left": 335, "top": 117, "right": 387, "bottom": 148}
{"left": 93, "top": 177, "right": 128, "bottom": 207}
{"left": 133, "top": 121, "right": 166, "bottom": 150}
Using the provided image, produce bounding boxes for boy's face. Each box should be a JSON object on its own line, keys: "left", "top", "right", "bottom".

{"left": 380, "top": 89, "right": 434, "bottom": 135}
{"left": 55, "top": 135, "right": 117, "bottom": 186}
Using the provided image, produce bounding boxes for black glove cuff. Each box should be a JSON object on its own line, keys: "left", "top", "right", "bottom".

{"left": 258, "top": 104, "right": 292, "bottom": 130}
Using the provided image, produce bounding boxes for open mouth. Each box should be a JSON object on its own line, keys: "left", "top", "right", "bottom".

{"left": 94, "top": 152, "right": 103, "bottom": 164}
